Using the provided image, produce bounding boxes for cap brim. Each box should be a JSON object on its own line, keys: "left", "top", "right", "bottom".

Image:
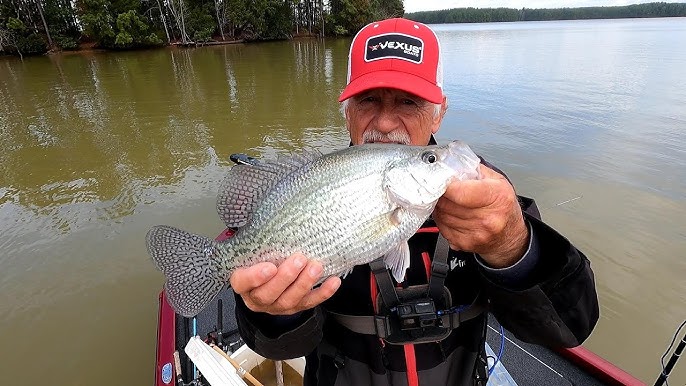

{"left": 338, "top": 70, "right": 444, "bottom": 104}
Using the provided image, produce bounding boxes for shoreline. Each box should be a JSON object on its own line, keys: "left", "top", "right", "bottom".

{"left": 39, "top": 34, "right": 323, "bottom": 56}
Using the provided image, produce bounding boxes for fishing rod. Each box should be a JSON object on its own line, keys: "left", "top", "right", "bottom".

{"left": 654, "top": 319, "right": 686, "bottom": 386}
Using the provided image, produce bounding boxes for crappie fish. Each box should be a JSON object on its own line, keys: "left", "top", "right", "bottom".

{"left": 147, "top": 141, "right": 481, "bottom": 317}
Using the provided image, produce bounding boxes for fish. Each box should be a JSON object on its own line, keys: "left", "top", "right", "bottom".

{"left": 146, "top": 141, "right": 481, "bottom": 317}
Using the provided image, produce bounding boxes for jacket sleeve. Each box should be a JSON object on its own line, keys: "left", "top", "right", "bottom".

{"left": 478, "top": 195, "right": 600, "bottom": 348}
{"left": 233, "top": 292, "right": 326, "bottom": 360}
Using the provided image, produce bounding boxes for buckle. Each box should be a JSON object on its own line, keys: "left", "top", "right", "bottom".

{"left": 374, "top": 315, "right": 390, "bottom": 339}
{"left": 430, "top": 261, "right": 449, "bottom": 279}
{"left": 333, "top": 353, "right": 345, "bottom": 369}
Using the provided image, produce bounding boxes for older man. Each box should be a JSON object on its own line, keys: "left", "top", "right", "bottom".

{"left": 231, "top": 18, "right": 599, "bottom": 385}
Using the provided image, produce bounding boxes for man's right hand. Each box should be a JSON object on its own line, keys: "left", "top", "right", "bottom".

{"left": 230, "top": 253, "right": 341, "bottom": 315}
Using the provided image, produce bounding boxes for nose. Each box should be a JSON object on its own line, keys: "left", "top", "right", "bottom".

{"left": 374, "top": 103, "right": 400, "bottom": 133}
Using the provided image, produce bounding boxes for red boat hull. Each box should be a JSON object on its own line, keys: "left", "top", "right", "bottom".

{"left": 155, "top": 291, "right": 177, "bottom": 386}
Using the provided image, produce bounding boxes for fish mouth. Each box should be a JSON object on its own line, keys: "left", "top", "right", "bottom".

{"left": 442, "top": 141, "right": 482, "bottom": 179}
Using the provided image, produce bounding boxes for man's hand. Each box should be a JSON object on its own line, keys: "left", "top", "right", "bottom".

{"left": 433, "top": 164, "right": 530, "bottom": 268}
{"left": 230, "top": 253, "right": 341, "bottom": 315}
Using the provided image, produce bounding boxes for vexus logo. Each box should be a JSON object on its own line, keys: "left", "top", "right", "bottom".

{"left": 365, "top": 33, "right": 424, "bottom": 64}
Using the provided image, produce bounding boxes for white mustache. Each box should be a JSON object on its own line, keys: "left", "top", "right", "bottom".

{"left": 362, "top": 130, "right": 411, "bottom": 145}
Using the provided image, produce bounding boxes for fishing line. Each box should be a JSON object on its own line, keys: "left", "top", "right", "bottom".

{"left": 487, "top": 324, "right": 565, "bottom": 378}
{"left": 553, "top": 195, "right": 582, "bottom": 207}
{"left": 540, "top": 195, "right": 584, "bottom": 211}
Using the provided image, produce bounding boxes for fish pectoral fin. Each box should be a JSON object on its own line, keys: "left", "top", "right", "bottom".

{"left": 383, "top": 241, "right": 411, "bottom": 283}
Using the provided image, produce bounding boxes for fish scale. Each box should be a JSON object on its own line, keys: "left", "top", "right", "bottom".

{"left": 146, "top": 141, "right": 481, "bottom": 317}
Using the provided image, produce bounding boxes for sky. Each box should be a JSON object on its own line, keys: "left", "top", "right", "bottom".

{"left": 403, "top": 0, "right": 685, "bottom": 13}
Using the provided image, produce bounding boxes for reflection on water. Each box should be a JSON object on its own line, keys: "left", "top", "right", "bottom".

{"left": 0, "top": 18, "right": 685, "bottom": 385}
{"left": 0, "top": 41, "right": 351, "bottom": 235}
{"left": 0, "top": 39, "right": 352, "bottom": 385}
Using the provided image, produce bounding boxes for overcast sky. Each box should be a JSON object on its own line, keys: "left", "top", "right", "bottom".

{"left": 404, "top": 0, "right": 684, "bottom": 13}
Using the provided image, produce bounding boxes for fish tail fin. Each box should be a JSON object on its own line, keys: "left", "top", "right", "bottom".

{"left": 146, "top": 225, "right": 234, "bottom": 317}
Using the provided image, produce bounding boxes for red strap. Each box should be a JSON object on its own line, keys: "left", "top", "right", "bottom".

{"left": 403, "top": 344, "right": 419, "bottom": 386}
{"left": 370, "top": 233, "right": 435, "bottom": 384}
{"left": 370, "top": 274, "right": 378, "bottom": 313}
{"left": 421, "top": 252, "right": 431, "bottom": 282}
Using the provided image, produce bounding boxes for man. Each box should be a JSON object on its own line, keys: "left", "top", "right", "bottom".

{"left": 231, "top": 18, "right": 599, "bottom": 385}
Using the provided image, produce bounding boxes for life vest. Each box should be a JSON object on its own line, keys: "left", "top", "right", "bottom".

{"left": 329, "top": 227, "right": 487, "bottom": 344}
{"left": 324, "top": 226, "right": 488, "bottom": 386}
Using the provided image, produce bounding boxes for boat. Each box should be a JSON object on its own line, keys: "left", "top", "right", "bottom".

{"left": 153, "top": 230, "right": 652, "bottom": 386}
{"left": 152, "top": 153, "right": 661, "bottom": 386}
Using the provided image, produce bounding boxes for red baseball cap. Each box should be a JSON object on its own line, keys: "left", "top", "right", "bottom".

{"left": 339, "top": 18, "right": 443, "bottom": 104}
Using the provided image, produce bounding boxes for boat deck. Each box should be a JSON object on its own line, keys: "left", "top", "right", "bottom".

{"left": 485, "top": 315, "right": 604, "bottom": 385}
{"left": 166, "top": 288, "right": 620, "bottom": 386}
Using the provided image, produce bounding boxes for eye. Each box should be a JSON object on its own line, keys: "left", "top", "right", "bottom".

{"left": 401, "top": 98, "right": 417, "bottom": 106}
{"left": 421, "top": 151, "right": 437, "bottom": 164}
{"left": 358, "top": 95, "right": 378, "bottom": 103}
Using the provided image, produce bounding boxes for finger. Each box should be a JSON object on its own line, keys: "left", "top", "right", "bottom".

{"left": 299, "top": 276, "right": 341, "bottom": 310}
{"left": 435, "top": 196, "right": 472, "bottom": 221}
{"left": 439, "top": 224, "right": 487, "bottom": 253}
{"left": 442, "top": 179, "right": 498, "bottom": 209}
{"left": 434, "top": 209, "right": 473, "bottom": 231}
{"left": 249, "top": 253, "right": 308, "bottom": 306}
{"left": 275, "top": 261, "right": 325, "bottom": 310}
{"left": 444, "top": 166, "right": 512, "bottom": 209}
{"left": 230, "top": 262, "right": 277, "bottom": 295}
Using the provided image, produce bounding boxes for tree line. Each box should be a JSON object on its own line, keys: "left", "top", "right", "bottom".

{"left": 407, "top": 2, "right": 686, "bottom": 24}
{"left": 0, "top": 0, "right": 403, "bottom": 57}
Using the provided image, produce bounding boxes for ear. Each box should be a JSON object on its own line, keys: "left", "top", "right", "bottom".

{"left": 343, "top": 102, "right": 352, "bottom": 134}
{"left": 431, "top": 96, "right": 448, "bottom": 134}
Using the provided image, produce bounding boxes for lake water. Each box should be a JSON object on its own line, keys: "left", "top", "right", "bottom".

{"left": 1, "top": 17, "right": 684, "bottom": 385}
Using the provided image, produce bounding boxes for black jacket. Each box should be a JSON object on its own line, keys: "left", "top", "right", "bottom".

{"left": 234, "top": 166, "right": 599, "bottom": 385}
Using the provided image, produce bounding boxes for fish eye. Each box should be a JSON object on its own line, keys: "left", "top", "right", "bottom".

{"left": 421, "top": 151, "right": 437, "bottom": 164}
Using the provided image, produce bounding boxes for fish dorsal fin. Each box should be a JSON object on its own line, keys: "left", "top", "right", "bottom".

{"left": 217, "top": 149, "right": 322, "bottom": 228}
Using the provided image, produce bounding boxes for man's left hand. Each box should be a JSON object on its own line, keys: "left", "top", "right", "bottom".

{"left": 433, "top": 164, "right": 530, "bottom": 268}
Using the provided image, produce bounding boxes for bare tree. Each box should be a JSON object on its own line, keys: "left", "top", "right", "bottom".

{"left": 0, "top": 26, "right": 23, "bottom": 60}
{"left": 155, "top": 0, "right": 171, "bottom": 43}
{"left": 33, "top": 0, "right": 53, "bottom": 47}
{"left": 166, "top": 0, "right": 190, "bottom": 43}
{"left": 0, "top": 28, "right": 7, "bottom": 52}
{"left": 213, "top": 0, "right": 228, "bottom": 40}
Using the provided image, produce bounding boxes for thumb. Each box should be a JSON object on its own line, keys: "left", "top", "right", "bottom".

{"left": 478, "top": 163, "right": 507, "bottom": 180}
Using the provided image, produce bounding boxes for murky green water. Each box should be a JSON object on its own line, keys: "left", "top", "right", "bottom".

{"left": 1, "top": 18, "right": 684, "bottom": 385}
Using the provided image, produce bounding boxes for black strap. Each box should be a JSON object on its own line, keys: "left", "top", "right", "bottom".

{"left": 369, "top": 257, "right": 400, "bottom": 308}
{"left": 319, "top": 340, "right": 346, "bottom": 369}
{"left": 428, "top": 234, "right": 450, "bottom": 301}
{"left": 329, "top": 299, "right": 487, "bottom": 337}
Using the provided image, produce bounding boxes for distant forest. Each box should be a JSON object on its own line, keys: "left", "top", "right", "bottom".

{"left": 0, "top": 0, "right": 403, "bottom": 57}
{"left": 2, "top": 1, "right": 684, "bottom": 58}
{"left": 406, "top": 2, "right": 686, "bottom": 24}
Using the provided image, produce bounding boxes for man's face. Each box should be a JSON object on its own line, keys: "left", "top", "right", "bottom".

{"left": 344, "top": 88, "right": 446, "bottom": 146}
